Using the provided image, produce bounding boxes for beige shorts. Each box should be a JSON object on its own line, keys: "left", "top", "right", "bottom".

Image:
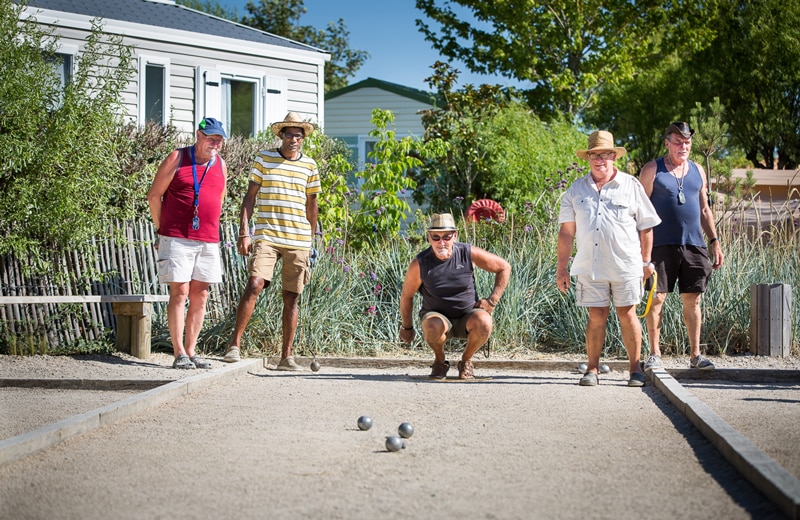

{"left": 421, "top": 308, "right": 481, "bottom": 340}
{"left": 247, "top": 241, "right": 311, "bottom": 294}
{"left": 157, "top": 236, "right": 222, "bottom": 284}
{"left": 575, "top": 275, "right": 643, "bottom": 307}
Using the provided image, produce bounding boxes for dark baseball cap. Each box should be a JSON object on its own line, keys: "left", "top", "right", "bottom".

{"left": 198, "top": 117, "right": 228, "bottom": 138}
{"left": 665, "top": 121, "right": 695, "bottom": 139}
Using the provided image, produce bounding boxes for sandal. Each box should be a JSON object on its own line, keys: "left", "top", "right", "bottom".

{"left": 190, "top": 355, "right": 212, "bottom": 369}
{"left": 172, "top": 354, "right": 195, "bottom": 370}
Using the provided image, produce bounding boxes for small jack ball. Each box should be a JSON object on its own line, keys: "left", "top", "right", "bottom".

{"left": 385, "top": 436, "right": 404, "bottom": 452}
{"left": 357, "top": 416, "right": 373, "bottom": 431}
{"left": 599, "top": 364, "right": 610, "bottom": 374}
{"left": 398, "top": 422, "right": 414, "bottom": 439}
{"left": 310, "top": 359, "right": 321, "bottom": 372}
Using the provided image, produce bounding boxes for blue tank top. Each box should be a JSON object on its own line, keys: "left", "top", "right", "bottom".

{"left": 650, "top": 157, "right": 706, "bottom": 247}
{"left": 417, "top": 242, "right": 477, "bottom": 320}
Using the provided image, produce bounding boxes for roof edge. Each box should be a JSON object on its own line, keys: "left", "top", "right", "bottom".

{"left": 327, "top": 77, "right": 438, "bottom": 104}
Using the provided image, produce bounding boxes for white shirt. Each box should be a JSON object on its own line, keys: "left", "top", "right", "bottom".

{"left": 558, "top": 170, "right": 661, "bottom": 282}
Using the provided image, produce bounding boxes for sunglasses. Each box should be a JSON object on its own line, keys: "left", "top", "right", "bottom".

{"left": 282, "top": 132, "right": 305, "bottom": 140}
{"left": 201, "top": 132, "right": 224, "bottom": 144}
{"left": 429, "top": 233, "right": 454, "bottom": 242}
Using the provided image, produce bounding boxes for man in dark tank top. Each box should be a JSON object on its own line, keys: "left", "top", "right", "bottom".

{"left": 399, "top": 213, "right": 511, "bottom": 379}
{"left": 639, "top": 122, "right": 725, "bottom": 371}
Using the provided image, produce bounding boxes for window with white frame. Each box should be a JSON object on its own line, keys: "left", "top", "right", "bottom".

{"left": 138, "top": 56, "right": 170, "bottom": 125}
{"left": 45, "top": 43, "right": 77, "bottom": 109}
{"left": 198, "top": 68, "right": 281, "bottom": 138}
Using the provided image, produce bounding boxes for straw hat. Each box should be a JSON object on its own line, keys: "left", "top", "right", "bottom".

{"left": 428, "top": 213, "right": 457, "bottom": 231}
{"left": 270, "top": 112, "right": 316, "bottom": 137}
{"left": 575, "top": 130, "right": 627, "bottom": 160}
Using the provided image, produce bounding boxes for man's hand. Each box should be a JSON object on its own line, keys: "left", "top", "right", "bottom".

{"left": 237, "top": 236, "right": 252, "bottom": 256}
{"left": 399, "top": 327, "right": 415, "bottom": 344}
{"left": 556, "top": 267, "right": 571, "bottom": 294}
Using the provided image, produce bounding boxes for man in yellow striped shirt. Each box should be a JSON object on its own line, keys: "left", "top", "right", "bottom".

{"left": 224, "top": 113, "right": 321, "bottom": 370}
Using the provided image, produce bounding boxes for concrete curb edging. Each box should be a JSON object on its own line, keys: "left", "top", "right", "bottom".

{"left": 649, "top": 368, "right": 800, "bottom": 520}
{"left": 0, "top": 359, "right": 261, "bottom": 468}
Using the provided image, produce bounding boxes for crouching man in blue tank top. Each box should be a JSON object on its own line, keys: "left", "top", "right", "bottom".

{"left": 399, "top": 213, "right": 511, "bottom": 379}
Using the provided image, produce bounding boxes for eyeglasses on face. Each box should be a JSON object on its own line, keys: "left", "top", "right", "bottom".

{"left": 201, "top": 132, "right": 224, "bottom": 144}
{"left": 588, "top": 152, "right": 615, "bottom": 161}
{"left": 282, "top": 132, "right": 305, "bottom": 140}
{"left": 429, "top": 233, "right": 454, "bottom": 242}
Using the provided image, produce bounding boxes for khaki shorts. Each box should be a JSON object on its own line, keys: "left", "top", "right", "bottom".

{"left": 157, "top": 236, "right": 222, "bottom": 284}
{"left": 575, "top": 275, "right": 643, "bottom": 307}
{"left": 421, "top": 308, "right": 481, "bottom": 340}
{"left": 247, "top": 241, "right": 311, "bottom": 294}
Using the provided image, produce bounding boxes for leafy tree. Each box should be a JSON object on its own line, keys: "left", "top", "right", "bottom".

{"left": 348, "top": 109, "right": 447, "bottom": 249}
{"left": 0, "top": 1, "right": 135, "bottom": 256}
{"left": 416, "top": 62, "right": 513, "bottom": 210}
{"left": 415, "top": 0, "right": 719, "bottom": 121}
{"left": 240, "top": 0, "right": 369, "bottom": 92}
{"left": 477, "top": 106, "right": 587, "bottom": 218}
{"left": 686, "top": 0, "right": 800, "bottom": 169}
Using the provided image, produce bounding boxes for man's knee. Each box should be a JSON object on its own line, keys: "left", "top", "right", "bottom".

{"left": 245, "top": 277, "right": 268, "bottom": 294}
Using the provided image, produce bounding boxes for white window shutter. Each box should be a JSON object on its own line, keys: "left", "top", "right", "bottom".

{"left": 199, "top": 68, "right": 221, "bottom": 120}
{"left": 264, "top": 76, "right": 288, "bottom": 127}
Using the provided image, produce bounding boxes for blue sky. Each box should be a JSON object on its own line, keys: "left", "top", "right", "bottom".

{"left": 221, "top": 0, "right": 522, "bottom": 92}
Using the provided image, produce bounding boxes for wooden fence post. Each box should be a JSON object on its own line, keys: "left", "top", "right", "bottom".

{"left": 750, "top": 283, "right": 792, "bottom": 357}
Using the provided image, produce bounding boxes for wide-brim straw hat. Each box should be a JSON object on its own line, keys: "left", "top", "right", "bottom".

{"left": 271, "top": 112, "right": 316, "bottom": 137}
{"left": 428, "top": 213, "right": 457, "bottom": 231}
{"left": 575, "top": 130, "right": 627, "bottom": 160}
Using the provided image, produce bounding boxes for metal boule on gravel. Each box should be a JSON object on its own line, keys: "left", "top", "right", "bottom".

{"left": 357, "top": 415, "right": 373, "bottom": 431}
{"left": 398, "top": 422, "right": 414, "bottom": 439}
{"left": 385, "top": 436, "right": 404, "bottom": 452}
{"left": 599, "top": 364, "right": 610, "bottom": 374}
{"left": 310, "top": 359, "right": 320, "bottom": 372}
{"left": 578, "top": 362, "right": 588, "bottom": 372}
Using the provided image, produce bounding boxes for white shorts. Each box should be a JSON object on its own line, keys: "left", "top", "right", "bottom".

{"left": 157, "top": 236, "right": 222, "bottom": 284}
{"left": 575, "top": 275, "right": 643, "bottom": 307}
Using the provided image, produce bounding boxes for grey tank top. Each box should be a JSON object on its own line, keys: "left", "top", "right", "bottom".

{"left": 417, "top": 242, "right": 477, "bottom": 320}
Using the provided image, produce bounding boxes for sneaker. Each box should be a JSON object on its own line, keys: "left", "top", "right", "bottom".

{"left": 223, "top": 347, "right": 241, "bottom": 363}
{"left": 644, "top": 354, "right": 662, "bottom": 370}
{"left": 579, "top": 371, "right": 598, "bottom": 386}
{"left": 690, "top": 355, "right": 715, "bottom": 371}
{"left": 277, "top": 356, "right": 304, "bottom": 371}
{"left": 457, "top": 359, "right": 475, "bottom": 380}
{"left": 628, "top": 371, "right": 646, "bottom": 387}
{"left": 429, "top": 360, "right": 450, "bottom": 379}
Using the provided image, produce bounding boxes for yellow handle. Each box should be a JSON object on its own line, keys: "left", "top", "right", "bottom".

{"left": 637, "top": 272, "right": 658, "bottom": 318}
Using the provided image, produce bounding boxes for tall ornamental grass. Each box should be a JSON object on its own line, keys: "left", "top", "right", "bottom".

{"left": 191, "top": 204, "right": 798, "bottom": 360}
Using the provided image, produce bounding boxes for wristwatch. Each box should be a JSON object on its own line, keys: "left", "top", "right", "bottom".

{"left": 643, "top": 261, "right": 655, "bottom": 269}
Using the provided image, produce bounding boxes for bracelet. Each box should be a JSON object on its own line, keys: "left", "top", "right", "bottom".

{"left": 486, "top": 297, "right": 497, "bottom": 307}
{"left": 238, "top": 235, "right": 250, "bottom": 239}
{"left": 400, "top": 326, "right": 414, "bottom": 331}
{"left": 709, "top": 237, "right": 719, "bottom": 244}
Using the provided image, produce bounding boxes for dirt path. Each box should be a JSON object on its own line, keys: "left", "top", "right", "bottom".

{"left": 1, "top": 354, "right": 798, "bottom": 520}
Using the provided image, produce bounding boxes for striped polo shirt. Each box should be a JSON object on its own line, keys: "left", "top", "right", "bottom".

{"left": 249, "top": 149, "right": 321, "bottom": 250}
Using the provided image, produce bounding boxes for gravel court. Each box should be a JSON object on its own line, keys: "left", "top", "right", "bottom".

{"left": 0, "top": 365, "right": 786, "bottom": 520}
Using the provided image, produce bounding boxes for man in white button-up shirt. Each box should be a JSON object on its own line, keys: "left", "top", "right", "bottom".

{"left": 557, "top": 130, "right": 661, "bottom": 388}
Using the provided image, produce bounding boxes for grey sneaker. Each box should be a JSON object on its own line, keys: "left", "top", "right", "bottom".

{"left": 223, "top": 347, "right": 241, "bottom": 363}
{"left": 690, "top": 355, "right": 715, "bottom": 370}
{"left": 579, "top": 371, "right": 598, "bottom": 386}
{"left": 644, "top": 354, "right": 662, "bottom": 370}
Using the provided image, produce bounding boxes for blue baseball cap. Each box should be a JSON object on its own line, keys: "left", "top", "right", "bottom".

{"left": 198, "top": 117, "right": 227, "bottom": 138}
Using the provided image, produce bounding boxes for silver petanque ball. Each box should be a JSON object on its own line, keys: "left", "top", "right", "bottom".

{"left": 357, "top": 415, "right": 373, "bottom": 431}
{"left": 599, "top": 364, "right": 610, "bottom": 374}
{"left": 385, "top": 436, "right": 404, "bottom": 452}
{"left": 310, "top": 359, "right": 321, "bottom": 372}
{"left": 578, "top": 362, "right": 588, "bottom": 373}
{"left": 398, "top": 422, "right": 414, "bottom": 439}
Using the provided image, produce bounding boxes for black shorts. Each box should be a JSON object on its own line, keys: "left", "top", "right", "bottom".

{"left": 651, "top": 245, "right": 712, "bottom": 294}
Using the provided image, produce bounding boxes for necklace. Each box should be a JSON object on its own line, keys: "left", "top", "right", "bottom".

{"left": 665, "top": 155, "right": 686, "bottom": 204}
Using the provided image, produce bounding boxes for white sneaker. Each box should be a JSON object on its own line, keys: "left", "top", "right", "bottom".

{"left": 223, "top": 347, "right": 241, "bottom": 363}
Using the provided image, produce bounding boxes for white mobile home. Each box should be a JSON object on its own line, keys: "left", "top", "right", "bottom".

{"left": 19, "top": 0, "right": 330, "bottom": 136}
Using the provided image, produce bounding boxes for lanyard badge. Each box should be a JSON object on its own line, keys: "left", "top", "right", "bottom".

{"left": 190, "top": 147, "right": 213, "bottom": 231}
